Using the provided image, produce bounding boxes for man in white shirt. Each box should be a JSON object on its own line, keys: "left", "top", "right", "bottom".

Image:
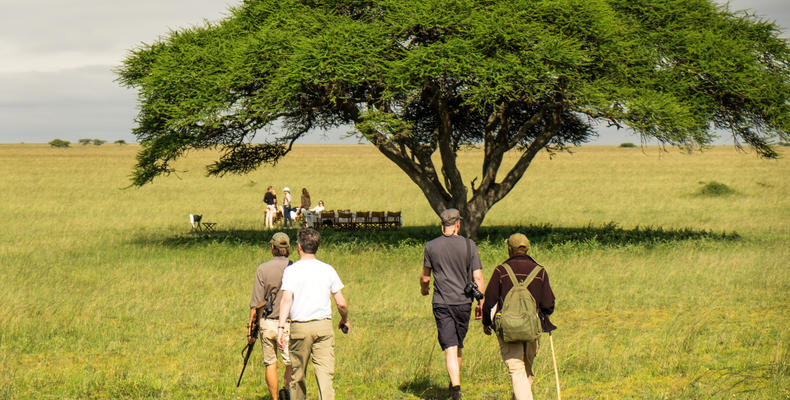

{"left": 277, "top": 228, "right": 349, "bottom": 400}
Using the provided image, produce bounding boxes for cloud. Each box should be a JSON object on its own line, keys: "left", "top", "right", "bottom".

{"left": 0, "top": 0, "right": 787, "bottom": 144}
{"left": 724, "top": 0, "right": 790, "bottom": 34}
{"left": 0, "top": 0, "right": 235, "bottom": 73}
{"left": 0, "top": 66, "right": 138, "bottom": 142}
{"left": 0, "top": 64, "right": 359, "bottom": 145}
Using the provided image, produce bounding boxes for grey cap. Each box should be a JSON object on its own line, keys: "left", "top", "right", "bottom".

{"left": 440, "top": 208, "right": 462, "bottom": 226}
{"left": 270, "top": 232, "right": 290, "bottom": 248}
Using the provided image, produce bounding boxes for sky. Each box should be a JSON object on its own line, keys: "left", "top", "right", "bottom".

{"left": 0, "top": 0, "right": 787, "bottom": 145}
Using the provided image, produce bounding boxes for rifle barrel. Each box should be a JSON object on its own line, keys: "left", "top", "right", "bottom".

{"left": 237, "top": 298, "right": 268, "bottom": 387}
{"left": 236, "top": 344, "right": 254, "bottom": 387}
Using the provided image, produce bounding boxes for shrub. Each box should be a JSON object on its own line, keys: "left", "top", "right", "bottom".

{"left": 697, "top": 181, "right": 736, "bottom": 197}
{"left": 48, "top": 139, "right": 70, "bottom": 148}
{"left": 619, "top": 142, "right": 637, "bottom": 148}
{"left": 78, "top": 138, "right": 91, "bottom": 145}
{"left": 92, "top": 139, "right": 106, "bottom": 146}
{"left": 114, "top": 140, "right": 126, "bottom": 145}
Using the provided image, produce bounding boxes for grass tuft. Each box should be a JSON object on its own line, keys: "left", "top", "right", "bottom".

{"left": 696, "top": 181, "right": 737, "bottom": 197}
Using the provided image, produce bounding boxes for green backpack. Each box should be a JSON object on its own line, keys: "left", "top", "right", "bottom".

{"left": 494, "top": 263, "right": 543, "bottom": 343}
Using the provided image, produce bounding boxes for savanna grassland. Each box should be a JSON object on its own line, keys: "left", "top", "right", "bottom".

{"left": 1, "top": 143, "right": 788, "bottom": 399}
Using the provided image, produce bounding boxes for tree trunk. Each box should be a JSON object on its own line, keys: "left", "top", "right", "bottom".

{"left": 364, "top": 103, "right": 562, "bottom": 241}
{"left": 459, "top": 201, "right": 487, "bottom": 240}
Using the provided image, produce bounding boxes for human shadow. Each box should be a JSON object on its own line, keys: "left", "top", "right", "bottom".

{"left": 132, "top": 222, "right": 738, "bottom": 250}
{"left": 398, "top": 374, "right": 447, "bottom": 400}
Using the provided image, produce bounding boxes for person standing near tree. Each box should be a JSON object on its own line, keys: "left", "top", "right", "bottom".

{"left": 282, "top": 187, "right": 293, "bottom": 228}
{"left": 277, "top": 228, "right": 349, "bottom": 400}
{"left": 420, "top": 209, "right": 484, "bottom": 400}
{"left": 298, "top": 188, "right": 311, "bottom": 217}
{"left": 264, "top": 186, "right": 277, "bottom": 229}
{"left": 481, "top": 233, "right": 555, "bottom": 400}
{"left": 248, "top": 232, "right": 294, "bottom": 400}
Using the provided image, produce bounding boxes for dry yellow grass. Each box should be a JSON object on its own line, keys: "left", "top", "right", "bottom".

{"left": 1, "top": 143, "right": 788, "bottom": 399}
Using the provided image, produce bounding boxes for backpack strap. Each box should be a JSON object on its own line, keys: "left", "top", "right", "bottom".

{"left": 501, "top": 263, "right": 543, "bottom": 288}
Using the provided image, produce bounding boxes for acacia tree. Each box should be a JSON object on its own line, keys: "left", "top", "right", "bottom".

{"left": 118, "top": 0, "right": 789, "bottom": 238}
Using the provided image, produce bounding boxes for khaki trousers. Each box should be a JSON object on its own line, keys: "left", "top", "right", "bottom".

{"left": 288, "top": 319, "right": 335, "bottom": 400}
{"left": 497, "top": 336, "right": 538, "bottom": 400}
{"left": 265, "top": 205, "right": 276, "bottom": 228}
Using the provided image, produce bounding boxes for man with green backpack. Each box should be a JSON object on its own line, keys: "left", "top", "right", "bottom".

{"left": 482, "top": 233, "right": 556, "bottom": 400}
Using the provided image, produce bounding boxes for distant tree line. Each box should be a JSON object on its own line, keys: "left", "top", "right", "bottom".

{"left": 48, "top": 139, "right": 129, "bottom": 148}
{"left": 48, "top": 139, "right": 70, "bottom": 148}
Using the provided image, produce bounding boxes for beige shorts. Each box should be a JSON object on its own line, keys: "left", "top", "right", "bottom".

{"left": 259, "top": 319, "right": 290, "bottom": 366}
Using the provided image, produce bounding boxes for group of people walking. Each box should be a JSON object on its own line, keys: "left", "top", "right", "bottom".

{"left": 263, "top": 186, "right": 326, "bottom": 229}
{"left": 421, "top": 209, "right": 556, "bottom": 400}
{"left": 246, "top": 209, "right": 555, "bottom": 400}
{"left": 248, "top": 228, "right": 348, "bottom": 400}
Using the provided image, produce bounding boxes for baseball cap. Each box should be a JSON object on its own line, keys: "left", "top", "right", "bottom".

{"left": 270, "top": 232, "right": 290, "bottom": 248}
{"left": 440, "top": 208, "right": 461, "bottom": 226}
{"left": 506, "top": 233, "right": 530, "bottom": 251}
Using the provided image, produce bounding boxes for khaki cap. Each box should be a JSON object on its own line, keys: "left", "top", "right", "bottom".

{"left": 440, "top": 208, "right": 462, "bottom": 226}
{"left": 507, "top": 233, "right": 530, "bottom": 251}
{"left": 270, "top": 232, "right": 290, "bottom": 248}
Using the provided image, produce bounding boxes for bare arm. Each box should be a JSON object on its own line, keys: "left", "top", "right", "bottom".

{"left": 473, "top": 269, "right": 484, "bottom": 291}
{"left": 247, "top": 307, "right": 258, "bottom": 344}
{"left": 473, "top": 268, "right": 484, "bottom": 320}
{"left": 420, "top": 266, "right": 432, "bottom": 296}
{"left": 248, "top": 307, "right": 257, "bottom": 327}
{"left": 277, "top": 290, "right": 293, "bottom": 350}
{"left": 333, "top": 290, "right": 349, "bottom": 332}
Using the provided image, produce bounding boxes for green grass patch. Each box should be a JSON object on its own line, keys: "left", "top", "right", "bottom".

{"left": 696, "top": 181, "right": 737, "bottom": 197}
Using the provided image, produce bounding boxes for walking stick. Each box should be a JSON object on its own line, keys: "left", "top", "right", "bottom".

{"left": 549, "top": 332, "right": 561, "bottom": 400}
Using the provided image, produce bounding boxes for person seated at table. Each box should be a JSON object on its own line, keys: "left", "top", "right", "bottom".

{"left": 303, "top": 200, "right": 325, "bottom": 228}
{"left": 310, "top": 200, "right": 325, "bottom": 213}
{"left": 273, "top": 199, "right": 284, "bottom": 224}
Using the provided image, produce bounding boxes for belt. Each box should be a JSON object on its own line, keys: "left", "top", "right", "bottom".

{"left": 290, "top": 318, "right": 331, "bottom": 324}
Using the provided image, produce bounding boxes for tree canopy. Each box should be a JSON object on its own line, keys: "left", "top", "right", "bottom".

{"left": 118, "top": 0, "right": 790, "bottom": 237}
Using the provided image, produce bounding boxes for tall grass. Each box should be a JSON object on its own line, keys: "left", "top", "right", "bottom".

{"left": 1, "top": 144, "right": 788, "bottom": 399}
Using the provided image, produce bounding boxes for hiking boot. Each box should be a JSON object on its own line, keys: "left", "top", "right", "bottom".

{"left": 450, "top": 385, "right": 461, "bottom": 400}
{"left": 278, "top": 387, "right": 290, "bottom": 400}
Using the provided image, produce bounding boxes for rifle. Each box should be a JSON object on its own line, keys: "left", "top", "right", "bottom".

{"left": 236, "top": 299, "right": 273, "bottom": 387}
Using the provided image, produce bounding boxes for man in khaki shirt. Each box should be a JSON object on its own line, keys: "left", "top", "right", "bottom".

{"left": 249, "top": 232, "right": 293, "bottom": 400}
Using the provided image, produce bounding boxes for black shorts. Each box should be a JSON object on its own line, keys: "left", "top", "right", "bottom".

{"left": 432, "top": 303, "right": 472, "bottom": 350}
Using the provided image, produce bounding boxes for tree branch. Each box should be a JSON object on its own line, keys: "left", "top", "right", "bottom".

{"left": 433, "top": 83, "right": 467, "bottom": 207}
{"left": 492, "top": 105, "right": 562, "bottom": 201}
{"left": 477, "top": 104, "right": 549, "bottom": 197}
{"left": 361, "top": 124, "right": 452, "bottom": 208}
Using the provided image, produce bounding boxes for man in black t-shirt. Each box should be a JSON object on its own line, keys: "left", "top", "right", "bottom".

{"left": 264, "top": 186, "right": 277, "bottom": 229}
{"left": 420, "top": 208, "right": 484, "bottom": 400}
